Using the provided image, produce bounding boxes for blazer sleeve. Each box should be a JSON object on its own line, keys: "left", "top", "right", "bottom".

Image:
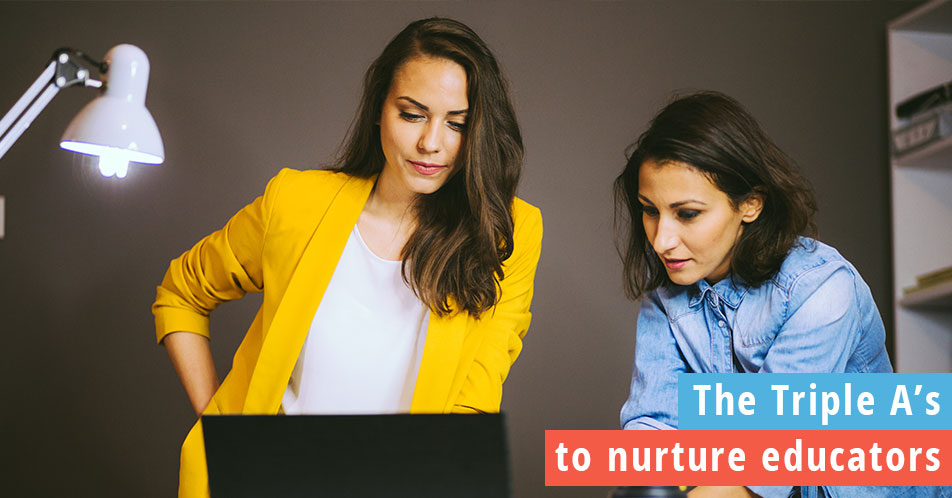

{"left": 151, "top": 169, "right": 288, "bottom": 344}
{"left": 451, "top": 203, "right": 543, "bottom": 413}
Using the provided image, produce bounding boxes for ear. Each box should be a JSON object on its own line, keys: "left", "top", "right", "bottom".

{"left": 740, "top": 189, "right": 765, "bottom": 223}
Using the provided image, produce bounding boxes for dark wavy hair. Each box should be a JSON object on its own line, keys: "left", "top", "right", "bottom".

{"left": 614, "top": 91, "right": 817, "bottom": 299}
{"left": 332, "top": 17, "right": 523, "bottom": 317}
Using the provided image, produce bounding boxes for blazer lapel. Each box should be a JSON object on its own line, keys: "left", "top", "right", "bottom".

{"left": 243, "top": 174, "right": 374, "bottom": 414}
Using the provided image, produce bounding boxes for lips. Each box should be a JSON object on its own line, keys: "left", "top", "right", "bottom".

{"left": 663, "top": 257, "right": 690, "bottom": 270}
{"left": 408, "top": 160, "right": 447, "bottom": 176}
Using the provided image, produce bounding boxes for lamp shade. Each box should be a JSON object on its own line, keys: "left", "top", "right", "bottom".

{"left": 60, "top": 44, "right": 164, "bottom": 177}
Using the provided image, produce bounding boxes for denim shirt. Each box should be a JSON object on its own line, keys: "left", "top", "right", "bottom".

{"left": 619, "top": 238, "right": 949, "bottom": 498}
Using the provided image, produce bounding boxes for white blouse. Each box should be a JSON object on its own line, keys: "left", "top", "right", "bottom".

{"left": 281, "top": 225, "right": 429, "bottom": 414}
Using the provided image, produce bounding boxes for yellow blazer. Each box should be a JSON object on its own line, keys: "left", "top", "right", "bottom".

{"left": 152, "top": 168, "right": 543, "bottom": 498}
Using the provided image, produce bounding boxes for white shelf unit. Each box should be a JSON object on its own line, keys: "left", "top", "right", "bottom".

{"left": 888, "top": 0, "right": 952, "bottom": 372}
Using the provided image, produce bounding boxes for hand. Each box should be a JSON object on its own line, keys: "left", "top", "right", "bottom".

{"left": 688, "top": 486, "right": 761, "bottom": 498}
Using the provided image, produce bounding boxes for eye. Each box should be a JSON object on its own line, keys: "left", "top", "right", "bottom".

{"left": 640, "top": 205, "right": 659, "bottom": 217}
{"left": 399, "top": 111, "right": 424, "bottom": 122}
{"left": 447, "top": 120, "right": 467, "bottom": 132}
{"left": 677, "top": 209, "right": 701, "bottom": 220}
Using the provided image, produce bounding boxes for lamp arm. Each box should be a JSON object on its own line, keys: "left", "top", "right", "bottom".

{"left": 0, "top": 49, "right": 104, "bottom": 162}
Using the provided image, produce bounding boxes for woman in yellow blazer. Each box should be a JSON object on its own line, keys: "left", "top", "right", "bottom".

{"left": 152, "top": 18, "right": 542, "bottom": 498}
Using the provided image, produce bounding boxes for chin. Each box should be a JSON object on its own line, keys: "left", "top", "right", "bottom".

{"left": 666, "top": 271, "right": 701, "bottom": 287}
{"left": 406, "top": 176, "right": 449, "bottom": 195}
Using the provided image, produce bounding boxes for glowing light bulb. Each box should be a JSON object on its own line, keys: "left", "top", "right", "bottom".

{"left": 98, "top": 152, "right": 128, "bottom": 178}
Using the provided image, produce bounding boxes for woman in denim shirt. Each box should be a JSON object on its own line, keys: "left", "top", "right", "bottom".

{"left": 614, "top": 93, "right": 944, "bottom": 498}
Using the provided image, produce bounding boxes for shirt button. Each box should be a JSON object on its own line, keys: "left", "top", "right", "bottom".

{"left": 718, "top": 320, "right": 725, "bottom": 328}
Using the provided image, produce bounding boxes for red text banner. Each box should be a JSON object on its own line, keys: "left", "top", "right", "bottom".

{"left": 545, "top": 430, "right": 952, "bottom": 486}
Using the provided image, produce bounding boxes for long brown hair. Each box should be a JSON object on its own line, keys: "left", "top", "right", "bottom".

{"left": 615, "top": 91, "right": 817, "bottom": 299}
{"left": 332, "top": 18, "right": 523, "bottom": 317}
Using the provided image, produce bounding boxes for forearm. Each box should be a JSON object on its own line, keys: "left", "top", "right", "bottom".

{"left": 620, "top": 292, "right": 685, "bottom": 430}
{"left": 163, "top": 331, "right": 220, "bottom": 417}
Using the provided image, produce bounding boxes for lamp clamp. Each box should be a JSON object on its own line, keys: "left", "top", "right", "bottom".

{"left": 50, "top": 48, "right": 105, "bottom": 89}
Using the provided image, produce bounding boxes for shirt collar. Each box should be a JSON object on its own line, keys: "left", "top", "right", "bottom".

{"left": 687, "top": 274, "right": 750, "bottom": 309}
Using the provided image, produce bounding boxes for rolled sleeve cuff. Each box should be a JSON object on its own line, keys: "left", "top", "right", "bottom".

{"left": 154, "top": 306, "right": 211, "bottom": 344}
{"left": 623, "top": 417, "right": 676, "bottom": 430}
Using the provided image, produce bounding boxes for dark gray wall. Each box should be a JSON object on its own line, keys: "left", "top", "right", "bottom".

{"left": 0, "top": 1, "right": 918, "bottom": 496}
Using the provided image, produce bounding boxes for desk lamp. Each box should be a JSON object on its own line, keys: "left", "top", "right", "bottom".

{"left": 0, "top": 44, "right": 164, "bottom": 178}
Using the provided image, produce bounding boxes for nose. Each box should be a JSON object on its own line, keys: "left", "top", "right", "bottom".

{"left": 651, "top": 215, "right": 680, "bottom": 255}
{"left": 417, "top": 120, "right": 442, "bottom": 154}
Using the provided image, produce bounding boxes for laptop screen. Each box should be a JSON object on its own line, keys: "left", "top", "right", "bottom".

{"left": 202, "top": 413, "right": 511, "bottom": 498}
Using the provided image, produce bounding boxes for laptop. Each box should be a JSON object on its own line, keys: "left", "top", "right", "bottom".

{"left": 202, "top": 413, "right": 512, "bottom": 498}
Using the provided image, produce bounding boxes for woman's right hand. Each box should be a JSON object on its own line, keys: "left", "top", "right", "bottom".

{"left": 688, "top": 487, "right": 761, "bottom": 498}
{"left": 163, "top": 331, "right": 220, "bottom": 417}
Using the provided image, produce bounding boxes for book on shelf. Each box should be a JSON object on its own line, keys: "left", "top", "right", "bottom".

{"left": 902, "top": 264, "right": 952, "bottom": 295}
{"left": 896, "top": 80, "right": 952, "bottom": 120}
{"left": 891, "top": 103, "right": 952, "bottom": 158}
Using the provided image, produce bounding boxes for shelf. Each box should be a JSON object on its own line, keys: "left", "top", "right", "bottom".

{"left": 900, "top": 279, "right": 952, "bottom": 308}
{"left": 889, "top": 0, "right": 952, "bottom": 371}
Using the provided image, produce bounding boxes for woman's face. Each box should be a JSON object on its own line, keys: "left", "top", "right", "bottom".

{"left": 377, "top": 56, "right": 468, "bottom": 197}
{"left": 638, "top": 159, "right": 763, "bottom": 285}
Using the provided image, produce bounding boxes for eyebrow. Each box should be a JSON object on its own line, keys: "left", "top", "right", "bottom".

{"left": 637, "top": 195, "right": 707, "bottom": 208}
{"left": 397, "top": 96, "right": 468, "bottom": 116}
